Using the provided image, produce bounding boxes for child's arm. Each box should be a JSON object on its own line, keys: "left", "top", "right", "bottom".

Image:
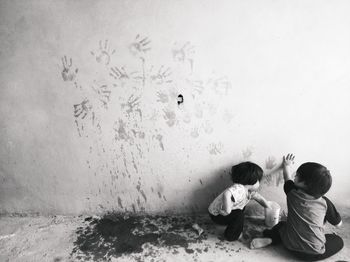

{"left": 220, "top": 190, "right": 232, "bottom": 216}
{"left": 252, "top": 193, "right": 271, "bottom": 209}
{"left": 282, "top": 153, "right": 295, "bottom": 181}
{"left": 323, "top": 196, "right": 342, "bottom": 227}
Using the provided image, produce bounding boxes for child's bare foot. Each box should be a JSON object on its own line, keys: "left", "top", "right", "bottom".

{"left": 250, "top": 238, "right": 272, "bottom": 249}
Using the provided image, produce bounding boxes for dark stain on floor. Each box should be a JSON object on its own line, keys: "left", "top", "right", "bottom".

{"left": 71, "top": 214, "right": 208, "bottom": 261}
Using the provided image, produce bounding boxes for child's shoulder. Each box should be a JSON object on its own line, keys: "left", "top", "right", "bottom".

{"left": 226, "top": 183, "right": 245, "bottom": 194}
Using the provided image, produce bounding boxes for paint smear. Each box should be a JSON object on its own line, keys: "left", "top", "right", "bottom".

{"left": 117, "top": 197, "right": 123, "bottom": 209}
{"left": 208, "top": 143, "right": 223, "bottom": 155}
{"left": 71, "top": 215, "right": 207, "bottom": 261}
{"left": 242, "top": 147, "right": 253, "bottom": 159}
{"left": 155, "top": 134, "right": 164, "bottom": 151}
{"left": 163, "top": 109, "right": 176, "bottom": 127}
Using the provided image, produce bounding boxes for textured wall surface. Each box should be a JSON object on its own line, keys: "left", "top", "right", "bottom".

{"left": 1, "top": 0, "right": 350, "bottom": 215}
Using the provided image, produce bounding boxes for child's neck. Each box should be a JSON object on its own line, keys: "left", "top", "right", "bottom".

{"left": 243, "top": 184, "right": 257, "bottom": 192}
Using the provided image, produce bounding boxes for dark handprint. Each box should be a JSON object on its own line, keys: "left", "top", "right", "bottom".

{"left": 61, "top": 56, "right": 78, "bottom": 81}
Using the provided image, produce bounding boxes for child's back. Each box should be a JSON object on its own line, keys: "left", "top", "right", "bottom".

{"left": 280, "top": 180, "right": 340, "bottom": 254}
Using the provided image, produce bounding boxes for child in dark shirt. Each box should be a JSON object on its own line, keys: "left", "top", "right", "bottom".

{"left": 250, "top": 154, "right": 343, "bottom": 261}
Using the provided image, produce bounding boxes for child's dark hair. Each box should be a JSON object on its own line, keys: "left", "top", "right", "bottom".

{"left": 297, "top": 162, "right": 332, "bottom": 197}
{"left": 231, "top": 162, "right": 263, "bottom": 185}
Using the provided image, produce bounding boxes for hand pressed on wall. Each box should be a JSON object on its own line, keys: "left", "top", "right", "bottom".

{"left": 61, "top": 56, "right": 78, "bottom": 81}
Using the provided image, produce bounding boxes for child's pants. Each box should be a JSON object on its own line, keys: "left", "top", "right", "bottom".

{"left": 264, "top": 221, "right": 344, "bottom": 261}
{"left": 209, "top": 208, "right": 244, "bottom": 241}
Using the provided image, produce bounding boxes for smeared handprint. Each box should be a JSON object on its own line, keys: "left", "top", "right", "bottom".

{"left": 113, "top": 119, "right": 131, "bottom": 142}
{"left": 91, "top": 40, "right": 115, "bottom": 65}
{"left": 156, "top": 92, "right": 169, "bottom": 104}
{"left": 190, "top": 127, "right": 199, "bottom": 138}
{"left": 208, "top": 143, "right": 223, "bottom": 155}
{"left": 265, "top": 156, "right": 277, "bottom": 170}
{"left": 74, "top": 98, "right": 92, "bottom": 119}
{"left": 91, "top": 84, "right": 111, "bottom": 109}
{"left": 110, "top": 66, "right": 129, "bottom": 80}
{"left": 150, "top": 66, "right": 172, "bottom": 85}
{"left": 129, "top": 34, "right": 151, "bottom": 57}
{"left": 163, "top": 109, "right": 177, "bottom": 127}
{"left": 121, "top": 95, "right": 142, "bottom": 119}
{"left": 153, "top": 134, "right": 164, "bottom": 151}
{"left": 209, "top": 76, "right": 232, "bottom": 95}
{"left": 202, "top": 121, "right": 214, "bottom": 134}
{"left": 61, "top": 56, "right": 78, "bottom": 81}
{"left": 242, "top": 147, "right": 253, "bottom": 159}
{"left": 186, "top": 78, "right": 205, "bottom": 95}
{"left": 172, "top": 41, "right": 195, "bottom": 72}
{"left": 110, "top": 66, "right": 143, "bottom": 84}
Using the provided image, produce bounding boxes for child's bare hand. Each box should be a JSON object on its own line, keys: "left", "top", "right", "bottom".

{"left": 283, "top": 153, "right": 295, "bottom": 167}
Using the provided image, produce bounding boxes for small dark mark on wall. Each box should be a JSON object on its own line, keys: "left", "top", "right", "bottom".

{"left": 177, "top": 94, "right": 184, "bottom": 105}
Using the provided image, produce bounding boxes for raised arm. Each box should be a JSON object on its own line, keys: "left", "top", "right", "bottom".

{"left": 282, "top": 153, "right": 295, "bottom": 182}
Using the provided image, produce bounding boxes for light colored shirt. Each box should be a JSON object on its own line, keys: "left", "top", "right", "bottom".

{"left": 208, "top": 184, "right": 260, "bottom": 216}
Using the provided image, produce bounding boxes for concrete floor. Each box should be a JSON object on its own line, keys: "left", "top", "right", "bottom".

{"left": 0, "top": 211, "right": 349, "bottom": 262}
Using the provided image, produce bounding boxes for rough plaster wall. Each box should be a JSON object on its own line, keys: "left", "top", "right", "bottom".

{"left": 1, "top": 0, "right": 350, "bottom": 215}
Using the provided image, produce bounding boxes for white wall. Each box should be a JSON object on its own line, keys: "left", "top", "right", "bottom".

{"left": 1, "top": 0, "right": 350, "bottom": 215}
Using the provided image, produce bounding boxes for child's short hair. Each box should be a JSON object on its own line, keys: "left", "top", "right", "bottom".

{"left": 231, "top": 162, "right": 263, "bottom": 185}
{"left": 297, "top": 162, "right": 332, "bottom": 197}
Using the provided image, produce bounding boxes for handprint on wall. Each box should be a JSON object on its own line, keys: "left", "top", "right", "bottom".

{"left": 110, "top": 66, "right": 144, "bottom": 84}
{"left": 61, "top": 56, "right": 78, "bottom": 81}
{"left": 156, "top": 92, "right": 169, "bottom": 104}
{"left": 265, "top": 156, "right": 277, "bottom": 170}
{"left": 172, "top": 41, "right": 195, "bottom": 72}
{"left": 73, "top": 98, "right": 94, "bottom": 136}
{"left": 162, "top": 109, "right": 177, "bottom": 127}
{"left": 129, "top": 34, "right": 151, "bottom": 57}
{"left": 149, "top": 66, "right": 172, "bottom": 85}
{"left": 110, "top": 66, "right": 129, "bottom": 81}
{"left": 121, "top": 95, "right": 142, "bottom": 119}
{"left": 91, "top": 84, "right": 111, "bottom": 109}
{"left": 242, "top": 147, "right": 253, "bottom": 159}
{"left": 208, "top": 76, "right": 232, "bottom": 95}
{"left": 208, "top": 142, "right": 223, "bottom": 155}
{"left": 90, "top": 40, "right": 115, "bottom": 65}
{"left": 202, "top": 121, "right": 214, "bottom": 134}
{"left": 74, "top": 98, "right": 92, "bottom": 119}
{"left": 153, "top": 134, "right": 164, "bottom": 151}
{"left": 113, "top": 119, "right": 132, "bottom": 142}
{"left": 186, "top": 78, "right": 204, "bottom": 95}
{"left": 190, "top": 127, "right": 199, "bottom": 138}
